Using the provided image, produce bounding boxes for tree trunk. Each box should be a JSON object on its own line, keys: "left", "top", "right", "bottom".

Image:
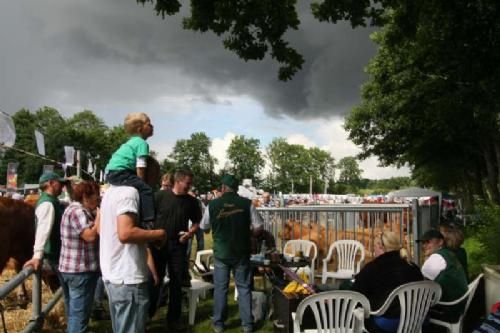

{"left": 483, "top": 145, "right": 500, "bottom": 204}
{"left": 461, "top": 172, "right": 474, "bottom": 211}
{"left": 495, "top": 141, "right": 500, "bottom": 187}
{"left": 471, "top": 167, "right": 487, "bottom": 201}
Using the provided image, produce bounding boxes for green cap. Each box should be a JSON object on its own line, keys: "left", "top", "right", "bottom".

{"left": 220, "top": 174, "right": 239, "bottom": 191}
{"left": 417, "top": 229, "right": 444, "bottom": 242}
{"left": 39, "top": 172, "right": 67, "bottom": 186}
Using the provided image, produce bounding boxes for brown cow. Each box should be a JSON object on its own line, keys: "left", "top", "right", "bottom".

{"left": 0, "top": 197, "right": 36, "bottom": 306}
{"left": 280, "top": 219, "right": 406, "bottom": 261}
{"left": 0, "top": 197, "right": 35, "bottom": 273}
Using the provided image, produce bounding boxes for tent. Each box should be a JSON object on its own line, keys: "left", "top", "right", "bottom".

{"left": 387, "top": 187, "right": 442, "bottom": 207}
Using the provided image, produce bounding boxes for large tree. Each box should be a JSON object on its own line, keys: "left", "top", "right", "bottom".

{"left": 344, "top": 0, "right": 500, "bottom": 204}
{"left": 309, "top": 147, "right": 335, "bottom": 193}
{"left": 226, "top": 135, "right": 264, "bottom": 183}
{"left": 169, "top": 132, "right": 217, "bottom": 192}
{"left": 139, "top": 0, "right": 499, "bottom": 204}
{"left": 336, "top": 156, "right": 362, "bottom": 189}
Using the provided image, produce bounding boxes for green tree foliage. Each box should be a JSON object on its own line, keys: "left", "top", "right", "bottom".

{"left": 137, "top": 0, "right": 499, "bottom": 205}
{"left": 356, "top": 177, "right": 414, "bottom": 195}
{"left": 336, "top": 156, "right": 362, "bottom": 192}
{"left": 135, "top": 0, "right": 417, "bottom": 80}
{"left": 1, "top": 109, "right": 42, "bottom": 185}
{"left": 226, "top": 135, "right": 264, "bottom": 183}
{"left": 0, "top": 108, "right": 128, "bottom": 185}
{"left": 169, "top": 132, "right": 217, "bottom": 193}
{"left": 467, "top": 203, "right": 500, "bottom": 265}
{"left": 345, "top": 1, "right": 500, "bottom": 205}
{"left": 265, "top": 138, "right": 335, "bottom": 193}
{"left": 138, "top": 0, "right": 303, "bottom": 80}
{"left": 309, "top": 147, "right": 335, "bottom": 193}
{"left": 160, "top": 158, "right": 176, "bottom": 177}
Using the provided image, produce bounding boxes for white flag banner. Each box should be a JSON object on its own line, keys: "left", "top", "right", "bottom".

{"left": 43, "top": 165, "right": 54, "bottom": 174}
{"left": 62, "top": 163, "right": 68, "bottom": 177}
{"left": 87, "top": 158, "right": 94, "bottom": 174}
{"left": 99, "top": 170, "right": 104, "bottom": 183}
{"left": 0, "top": 111, "right": 16, "bottom": 148}
{"left": 64, "top": 146, "right": 75, "bottom": 166}
{"left": 34, "top": 130, "right": 45, "bottom": 156}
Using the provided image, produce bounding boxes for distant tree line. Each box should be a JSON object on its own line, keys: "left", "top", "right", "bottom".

{"left": 0, "top": 108, "right": 413, "bottom": 195}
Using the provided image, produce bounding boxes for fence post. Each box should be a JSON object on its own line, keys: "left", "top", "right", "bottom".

{"left": 29, "top": 268, "right": 43, "bottom": 329}
{"left": 412, "top": 199, "right": 420, "bottom": 265}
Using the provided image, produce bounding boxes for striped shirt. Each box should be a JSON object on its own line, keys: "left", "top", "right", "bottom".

{"left": 58, "top": 201, "right": 99, "bottom": 273}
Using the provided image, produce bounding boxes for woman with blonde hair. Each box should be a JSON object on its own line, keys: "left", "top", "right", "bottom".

{"left": 351, "top": 231, "right": 423, "bottom": 333}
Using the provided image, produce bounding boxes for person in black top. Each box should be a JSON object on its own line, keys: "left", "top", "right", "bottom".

{"left": 351, "top": 231, "right": 424, "bottom": 333}
{"left": 149, "top": 168, "right": 202, "bottom": 330}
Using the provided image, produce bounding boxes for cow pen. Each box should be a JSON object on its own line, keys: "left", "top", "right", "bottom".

{"left": 0, "top": 266, "right": 62, "bottom": 333}
{"left": 258, "top": 200, "right": 423, "bottom": 277}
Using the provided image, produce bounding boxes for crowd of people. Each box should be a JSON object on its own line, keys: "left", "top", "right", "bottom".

{"left": 19, "top": 112, "right": 267, "bottom": 333}
{"left": 10, "top": 112, "right": 475, "bottom": 333}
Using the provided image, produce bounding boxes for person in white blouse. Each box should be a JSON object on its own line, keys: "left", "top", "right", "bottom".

{"left": 24, "top": 172, "right": 67, "bottom": 291}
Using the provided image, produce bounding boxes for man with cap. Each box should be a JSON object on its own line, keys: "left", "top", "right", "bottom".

{"left": 419, "top": 229, "right": 468, "bottom": 323}
{"left": 24, "top": 172, "right": 67, "bottom": 291}
{"left": 200, "top": 174, "right": 263, "bottom": 333}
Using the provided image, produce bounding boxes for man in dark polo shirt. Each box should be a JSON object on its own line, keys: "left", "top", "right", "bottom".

{"left": 200, "top": 174, "right": 263, "bottom": 333}
{"left": 152, "top": 168, "right": 202, "bottom": 330}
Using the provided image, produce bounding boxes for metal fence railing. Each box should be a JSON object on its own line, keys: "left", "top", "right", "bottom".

{"left": 0, "top": 265, "right": 62, "bottom": 333}
{"left": 257, "top": 203, "right": 420, "bottom": 276}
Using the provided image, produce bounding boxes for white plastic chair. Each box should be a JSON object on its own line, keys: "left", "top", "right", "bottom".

{"left": 183, "top": 269, "right": 214, "bottom": 325}
{"left": 321, "top": 240, "right": 365, "bottom": 284}
{"left": 193, "top": 249, "right": 214, "bottom": 279}
{"left": 429, "top": 274, "right": 483, "bottom": 333}
{"left": 283, "top": 240, "right": 318, "bottom": 283}
{"left": 291, "top": 290, "right": 371, "bottom": 333}
{"left": 371, "top": 280, "right": 442, "bottom": 333}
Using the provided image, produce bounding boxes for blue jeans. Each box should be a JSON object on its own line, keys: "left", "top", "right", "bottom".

{"left": 60, "top": 272, "right": 99, "bottom": 333}
{"left": 93, "top": 276, "right": 105, "bottom": 307}
{"left": 213, "top": 257, "right": 252, "bottom": 331}
{"left": 105, "top": 282, "right": 149, "bottom": 333}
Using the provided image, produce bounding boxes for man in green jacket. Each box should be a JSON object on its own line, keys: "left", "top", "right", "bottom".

{"left": 24, "top": 172, "right": 67, "bottom": 291}
{"left": 420, "top": 229, "right": 468, "bottom": 323}
{"left": 200, "top": 174, "right": 263, "bottom": 333}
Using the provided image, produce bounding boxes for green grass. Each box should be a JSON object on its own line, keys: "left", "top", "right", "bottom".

{"left": 88, "top": 283, "right": 275, "bottom": 333}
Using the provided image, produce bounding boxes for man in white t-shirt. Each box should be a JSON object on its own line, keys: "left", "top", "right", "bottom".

{"left": 100, "top": 166, "right": 165, "bottom": 333}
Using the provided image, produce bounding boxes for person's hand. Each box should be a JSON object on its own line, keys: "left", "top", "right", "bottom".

{"left": 23, "top": 258, "right": 41, "bottom": 271}
{"left": 152, "top": 229, "right": 167, "bottom": 249}
{"left": 93, "top": 208, "right": 101, "bottom": 233}
{"left": 179, "top": 231, "right": 192, "bottom": 244}
{"left": 151, "top": 269, "right": 159, "bottom": 286}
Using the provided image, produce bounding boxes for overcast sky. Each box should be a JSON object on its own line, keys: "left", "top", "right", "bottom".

{"left": 0, "top": 0, "right": 410, "bottom": 180}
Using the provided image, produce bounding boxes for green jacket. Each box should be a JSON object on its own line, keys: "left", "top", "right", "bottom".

{"left": 434, "top": 247, "right": 469, "bottom": 314}
{"left": 209, "top": 192, "right": 252, "bottom": 260}
{"left": 36, "top": 192, "right": 64, "bottom": 262}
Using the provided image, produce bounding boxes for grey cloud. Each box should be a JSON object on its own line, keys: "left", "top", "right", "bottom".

{"left": 0, "top": 0, "right": 376, "bottom": 120}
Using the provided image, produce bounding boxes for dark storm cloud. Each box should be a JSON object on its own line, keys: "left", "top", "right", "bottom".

{"left": 0, "top": 0, "right": 376, "bottom": 120}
